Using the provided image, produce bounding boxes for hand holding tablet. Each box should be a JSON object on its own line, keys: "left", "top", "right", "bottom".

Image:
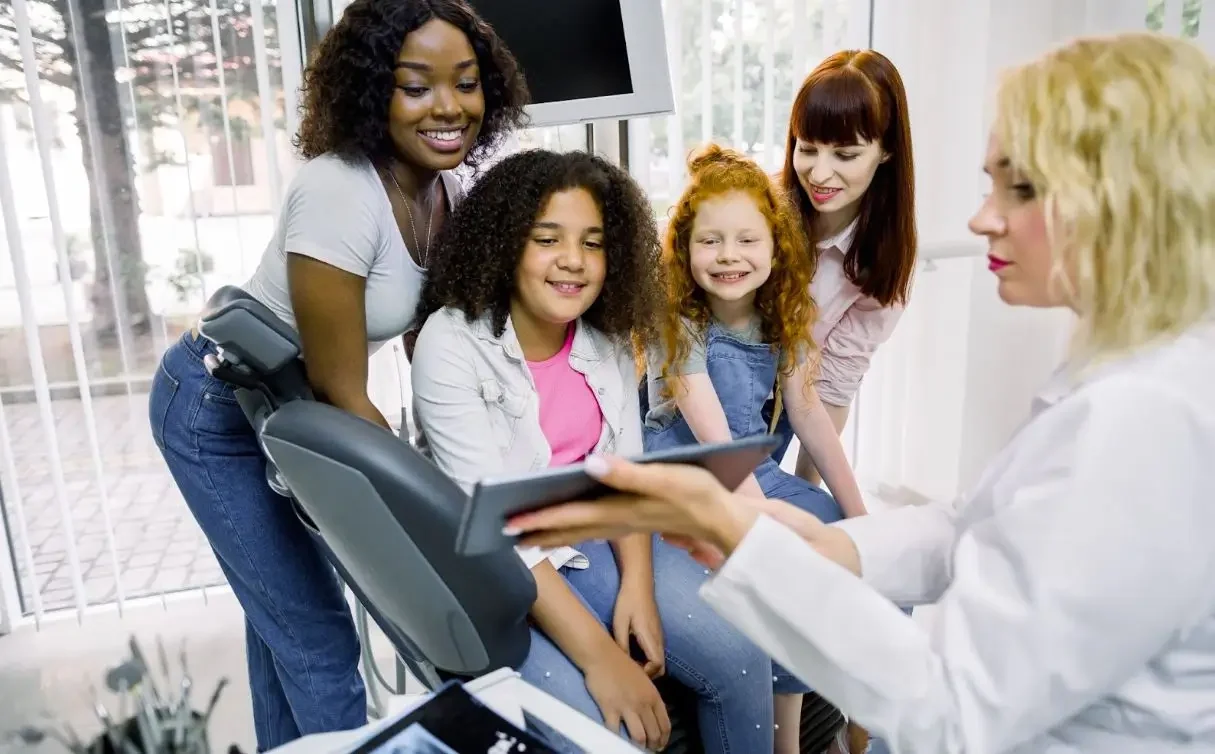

{"left": 455, "top": 435, "right": 780, "bottom": 556}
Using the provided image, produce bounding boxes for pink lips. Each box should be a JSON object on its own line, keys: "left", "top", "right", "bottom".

{"left": 811, "top": 188, "right": 841, "bottom": 203}
{"left": 988, "top": 255, "right": 1011, "bottom": 272}
{"left": 548, "top": 281, "right": 586, "bottom": 297}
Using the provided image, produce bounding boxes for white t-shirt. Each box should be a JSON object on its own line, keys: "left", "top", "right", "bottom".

{"left": 244, "top": 153, "right": 464, "bottom": 353}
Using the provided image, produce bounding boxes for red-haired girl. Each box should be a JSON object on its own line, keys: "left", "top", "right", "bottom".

{"left": 643, "top": 143, "right": 867, "bottom": 752}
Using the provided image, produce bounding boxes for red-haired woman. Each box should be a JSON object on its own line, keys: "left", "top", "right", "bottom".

{"left": 778, "top": 50, "right": 917, "bottom": 491}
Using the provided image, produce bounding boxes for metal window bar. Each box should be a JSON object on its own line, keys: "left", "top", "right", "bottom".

{"left": 163, "top": 0, "right": 210, "bottom": 304}
{"left": 843, "top": 0, "right": 869, "bottom": 49}
{"left": 821, "top": 0, "right": 837, "bottom": 51}
{"left": 664, "top": 0, "right": 685, "bottom": 190}
{"left": 1086, "top": 0, "right": 1152, "bottom": 33}
{"left": 251, "top": 0, "right": 285, "bottom": 208}
{"left": 731, "top": 0, "right": 744, "bottom": 149}
{"left": 0, "top": 134, "right": 45, "bottom": 629}
{"left": 701, "top": 0, "right": 713, "bottom": 143}
{"left": 1200, "top": 2, "right": 1214, "bottom": 53}
{"left": 277, "top": 0, "right": 306, "bottom": 151}
{"left": 207, "top": 0, "right": 249, "bottom": 276}
{"left": 762, "top": 0, "right": 776, "bottom": 169}
{"left": 0, "top": 462, "right": 24, "bottom": 633}
{"left": 101, "top": 0, "right": 141, "bottom": 397}
{"left": 12, "top": 0, "right": 131, "bottom": 622}
{"left": 1162, "top": 0, "right": 1187, "bottom": 34}
{"left": 793, "top": 0, "right": 809, "bottom": 81}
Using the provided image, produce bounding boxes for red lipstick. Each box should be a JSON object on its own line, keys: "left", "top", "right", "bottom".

{"left": 988, "top": 255, "right": 1011, "bottom": 272}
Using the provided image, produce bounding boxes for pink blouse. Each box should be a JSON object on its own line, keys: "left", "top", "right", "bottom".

{"left": 809, "top": 220, "right": 905, "bottom": 407}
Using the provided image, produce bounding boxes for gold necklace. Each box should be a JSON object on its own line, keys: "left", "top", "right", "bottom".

{"left": 386, "top": 168, "right": 435, "bottom": 267}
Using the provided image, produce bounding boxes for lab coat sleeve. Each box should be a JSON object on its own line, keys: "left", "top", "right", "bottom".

{"left": 700, "top": 378, "right": 1215, "bottom": 753}
{"left": 831, "top": 502, "right": 959, "bottom": 606}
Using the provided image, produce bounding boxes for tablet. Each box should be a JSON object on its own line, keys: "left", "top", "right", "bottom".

{"left": 455, "top": 435, "right": 781, "bottom": 556}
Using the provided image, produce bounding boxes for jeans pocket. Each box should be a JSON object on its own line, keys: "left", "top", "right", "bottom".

{"left": 148, "top": 363, "right": 181, "bottom": 451}
{"left": 191, "top": 385, "right": 256, "bottom": 443}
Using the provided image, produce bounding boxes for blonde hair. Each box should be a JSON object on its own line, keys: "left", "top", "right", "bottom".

{"left": 993, "top": 32, "right": 1215, "bottom": 358}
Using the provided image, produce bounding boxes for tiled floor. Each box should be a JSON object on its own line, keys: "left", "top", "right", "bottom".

{"left": 2, "top": 392, "right": 224, "bottom": 614}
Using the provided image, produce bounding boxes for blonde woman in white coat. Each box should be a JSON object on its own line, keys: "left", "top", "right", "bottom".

{"left": 508, "top": 32, "right": 1215, "bottom": 753}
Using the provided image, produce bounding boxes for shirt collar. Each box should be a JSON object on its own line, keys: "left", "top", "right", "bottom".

{"left": 817, "top": 218, "right": 859, "bottom": 253}
{"left": 470, "top": 313, "right": 604, "bottom": 364}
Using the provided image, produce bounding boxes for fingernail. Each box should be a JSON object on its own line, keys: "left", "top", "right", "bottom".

{"left": 584, "top": 454, "right": 609, "bottom": 478}
{"left": 502, "top": 525, "right": 521, "bottom": 536}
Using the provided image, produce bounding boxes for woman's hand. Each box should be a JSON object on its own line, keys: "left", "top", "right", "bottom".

{"left": 508, "top": 455, "right": 758, "bottom": 558}
{"left": 583, "top": 647, "right": 672, "bottom": 751}
{"left": 612, "top": 579, "right": 665, "bottom": 679}
{"left": 509, "top": 455, "right": 864, "bottom": 577}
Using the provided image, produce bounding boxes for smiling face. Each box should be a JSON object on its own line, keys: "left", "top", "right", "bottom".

{"left": 969, "top": 134, "right": 1063, "bottom": 308}
{"left": 389, "top": 18, "right": 486, "bottom": 172}
{"left": 791, "top": 137, "right": 888, "bottom": 231}
{"left": 688, "top": 191, "right": 774, "bottom": 315}
{"left": 512, "top": 187, "right": 607, "bottom": 335}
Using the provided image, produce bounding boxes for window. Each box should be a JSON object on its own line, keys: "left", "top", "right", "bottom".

{"left": 629, "top": 0, "right": 872, "bottom": 217}
{"left": 0, "top": 0, "right": 292, "bottom": 619}
{"left": 1145, "top": 0, "right": 1206, "bottom": 37}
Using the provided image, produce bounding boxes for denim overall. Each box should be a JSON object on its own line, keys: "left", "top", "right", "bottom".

{"left": 643, "top": 323, "right": 844, "bottom": 525}
{"left": 643, "top": 325, "right": 896, "bottom": 754}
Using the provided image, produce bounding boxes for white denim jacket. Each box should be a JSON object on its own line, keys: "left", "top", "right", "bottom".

{"left": 410, "top": 306, "right": 644, "bottom": 570}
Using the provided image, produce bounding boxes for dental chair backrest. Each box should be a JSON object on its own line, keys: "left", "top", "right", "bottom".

{"left": 260, "top": 401, "right": 536, "bottom": 678}
{"left": 196, "top": 286, "right": 536, "bottom": 683}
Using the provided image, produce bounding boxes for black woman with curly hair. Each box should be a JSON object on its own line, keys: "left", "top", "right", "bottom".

{"left": 147, "top": 1, "right": 528, "bottom": 748}
{"left": 411, "top": 150, "right": 783, "bottom": 754}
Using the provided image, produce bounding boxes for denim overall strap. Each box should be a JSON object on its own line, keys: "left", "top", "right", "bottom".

{"left": 702, "top": 323, "right": 779, "bottom": 440}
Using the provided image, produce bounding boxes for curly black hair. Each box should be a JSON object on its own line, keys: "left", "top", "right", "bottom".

{"left": 294, "top": 0, "right": 530, "bottom": 168}
{"left": 415, "top": 149, "right": 663, "bottom": 345}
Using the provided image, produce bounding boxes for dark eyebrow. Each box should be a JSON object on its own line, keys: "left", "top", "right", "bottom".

{"left": 533, "top": 222, "right": 604, "bottom": 233}
{"left": 395, "top": 58, "right": 477, "bottom": 72}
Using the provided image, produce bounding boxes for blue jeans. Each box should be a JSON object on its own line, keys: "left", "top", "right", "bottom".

{"left": 519, "top": 538, "right": 799, "bottom": 754}
{"left": 149, "top": 333, "right": 366, "bottom": 750}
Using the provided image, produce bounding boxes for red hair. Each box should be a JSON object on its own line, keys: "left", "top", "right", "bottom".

{"left": 781, "top": 49, "right": 917, "bottom": 307}
{"left": 656, "top": 144, "right": 816, "bottom": 390}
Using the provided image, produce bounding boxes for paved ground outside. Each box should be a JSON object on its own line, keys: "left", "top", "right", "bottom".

{"left": 0, "top": 323, "right": 226, "bottom": 616}
{"left": 2, "top": 389, "right": 226, "bottom": 613}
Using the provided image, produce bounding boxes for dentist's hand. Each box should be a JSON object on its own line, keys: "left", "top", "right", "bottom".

{"left": 508, "top": 455, "right": 862, "bottom": 577}
{"left": 509, "top": 455, "right": 757, "bottom": 560}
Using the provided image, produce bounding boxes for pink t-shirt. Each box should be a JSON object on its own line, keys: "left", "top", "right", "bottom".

{"left": 527, "top": 326, "right": 605, "bottom": 466}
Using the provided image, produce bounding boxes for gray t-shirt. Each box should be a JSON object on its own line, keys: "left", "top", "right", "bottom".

{"left": 645, "top": 315, "right": 764, "bottom": 427}
{"left": 244, "top": 153, "right": 464, "bottom": 354}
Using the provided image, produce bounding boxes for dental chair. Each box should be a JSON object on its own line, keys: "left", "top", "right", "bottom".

{"left": 197, "top": 285, "right": 844, "bottom": 753}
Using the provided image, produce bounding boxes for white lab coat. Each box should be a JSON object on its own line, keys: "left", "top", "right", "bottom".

{"left": 700, "top": 318, "right": 1215, "bottom": 753}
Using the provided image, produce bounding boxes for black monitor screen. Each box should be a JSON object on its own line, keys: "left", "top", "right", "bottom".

{"left": 466, "top": 0, "right": 634, "bottom": 105}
